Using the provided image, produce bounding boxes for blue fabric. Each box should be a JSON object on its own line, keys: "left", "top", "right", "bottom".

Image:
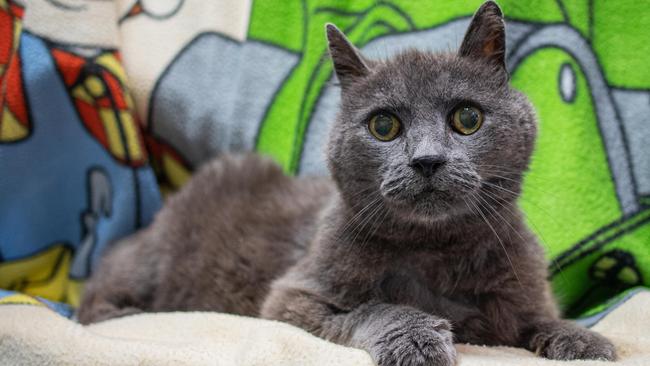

{"left": 0, "top": 11, "right": 161, "bottom": 304}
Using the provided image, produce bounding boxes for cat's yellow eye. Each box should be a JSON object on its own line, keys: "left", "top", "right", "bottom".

{"left": 451, "top": 105, "right": 483, "bottom": 135}
{"left": 369, "top": 114, "right": 401, "bottom": 141}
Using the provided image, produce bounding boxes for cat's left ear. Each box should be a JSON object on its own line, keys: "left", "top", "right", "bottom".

{"left": 458, "top": 1, "right": 506, "bottom": 71}
{"left": 326, "top": 23, "right": 370, "bottom": 89}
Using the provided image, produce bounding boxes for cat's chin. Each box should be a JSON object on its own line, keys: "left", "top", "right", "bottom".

{"left": 382, "top": 195, "right": 471, "bottom": 226}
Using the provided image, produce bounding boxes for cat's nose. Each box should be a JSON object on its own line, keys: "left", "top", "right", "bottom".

{"left": 409, "top": 155, "right": 446, "bottom": 177}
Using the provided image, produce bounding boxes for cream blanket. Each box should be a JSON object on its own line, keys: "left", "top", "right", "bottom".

{"left": 1, "top": 293, "right": 649, "bottom": 366}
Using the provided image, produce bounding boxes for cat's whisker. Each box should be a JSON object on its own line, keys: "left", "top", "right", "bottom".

{"left": 478, "top": 188, "right": 570, "bottom": 289}
{"left": 346, "top": 197, "right": 382, "bottom": 230}
{"left": 481, "top": 180, "right": 560, "bottom": 213}
{"left": 480, "top": 169, "right": 552, "bottom": 190}
{"left": 338, "top": 195, "right": 382, "bottom": 241}
{"left": 344, "top": 196, "right": 382, "bottom": 236}
{"left": 478, "top": 164, "right": 542, "bottom": 177}
{"left": 338, "top": 198, "right": 384, "bottom": 258}
{"left": 480, "top": 180, "right": 520, "bottom": 197}
{"left": 480, "top": 172, "right": 557, "bottom": 196}
{"left": 474, "top": 192, "right": 518, "bottom": 244}
{"left": 478, "top": 164, "right": 523, "bottom": 171}
{"left": 349, "top": 198, "right": 386, "bottom": 248}
{"left": 481, "top": 181, "right": 565, "bottom": 230}
{"left": 346, "top": 185, "right": 380, "bottom": 201}
{"left": 480, "top": 183, "right": 566, "bottom": 254}
{"left": 358, "top": 206, "right": 391, "bottom": 253}
{"left": 467, "top": 192, "right": 524, "bottom": 290}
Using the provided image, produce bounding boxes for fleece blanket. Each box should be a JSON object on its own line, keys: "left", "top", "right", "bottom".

{"left": 1, "top": 290, "right": 650, "bottom": 365}
{"left": 0, "top": 0, "right": 648, "bottom": 319}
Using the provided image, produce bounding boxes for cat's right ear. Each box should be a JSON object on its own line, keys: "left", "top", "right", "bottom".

{"left": 326, "top": 23, "right": 370, "bottom": 89}
{"left": 458, "top": 1, "right": 506, "bottom": 72}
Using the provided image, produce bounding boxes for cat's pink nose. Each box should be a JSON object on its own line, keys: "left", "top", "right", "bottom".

{"left": 409, "top": 155, "right": 446, "bottom": 177}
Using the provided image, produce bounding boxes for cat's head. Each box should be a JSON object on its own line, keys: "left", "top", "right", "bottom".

{"left": 326, "top": 1, "right": 537, "bottom": 224}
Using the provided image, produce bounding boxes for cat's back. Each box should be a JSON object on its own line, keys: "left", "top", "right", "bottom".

{"left": 149, "top": 153, "right": 333, "bottom": 315}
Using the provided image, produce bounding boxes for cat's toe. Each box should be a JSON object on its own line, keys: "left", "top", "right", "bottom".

{"left": 372, "top": 317, "right": 457, "bottom": 366}
{"left": 537, "top": 327, "right": 617, "bottom": 361}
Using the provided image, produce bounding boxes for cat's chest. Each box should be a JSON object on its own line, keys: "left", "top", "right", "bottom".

{"left": 393, "top": 248, "right": 495, "bottom": 295}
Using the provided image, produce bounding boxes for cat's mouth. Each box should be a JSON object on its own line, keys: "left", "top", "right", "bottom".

{"left": 413, "top": 186, "right": 442, "bottom": 199}
{"left": 381, "top": 184, "right": 461, "bottom": 218}
{"left": 378, "top": 166, "right": 483, "bottom": 220}
{"left": 378, "top": 173, "right": 487, "bottom": 222}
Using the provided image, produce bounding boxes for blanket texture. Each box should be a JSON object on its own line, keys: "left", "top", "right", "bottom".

{"left": 0, "top": 0, "right": 648, "bottom": 319}
{"left": 2, "top": 291, "right": 650, "bottom": 365}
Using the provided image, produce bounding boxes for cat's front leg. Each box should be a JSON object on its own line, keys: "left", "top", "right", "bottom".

{"left": 356, "top": 304, "right": 456, "bottom": 366}
{"left": 520, "top": 318, "right": 616, "bottom": 361}
{"left": 262, "top": 287, "right": 456, "bottom": 366}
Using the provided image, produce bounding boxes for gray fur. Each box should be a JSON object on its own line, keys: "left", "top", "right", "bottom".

{"left": 77, "top": 2, "right": 616, "bottom": 365}
{"left": 77, "top": 153, "right": 333, "bottom": 321}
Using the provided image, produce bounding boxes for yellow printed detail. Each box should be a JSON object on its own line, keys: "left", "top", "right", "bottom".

{"left": 72, "top": 86, "right": 93, "bottom": 104}
{"left": 0, "top": 1, "right": 30, "bottom": 143}
{"left": 0, "top": 107, "right": 28, "bottom": 141}
{"left": 100, "top": 108, "right": 127, "bottom": 159}
{"left": 13, "top": 16, "right": 20, "bottom": 45}
{"left": 0, "top": 294, "right": 44, "bottom": 306}
{"left": 96, "top": 53, "right": 128, "bottom": 84}
{"left": 0, "top": 245, "right": 73, "bottom": 303}
{"left": 120, "top": 110, "right": 144, "bottom": 161}
{"left": 163, "top": 153, "right": 191, "bottom": 189}
{"left": 125, "top": 92, "right": 134, "bottom": 109}
{"left": 66, "top": 279, "right": 84, "bottom": 307}
{"left": 51, "top": 48, "right": 148, "bottom": 166}
{"left": 85, "top": 75, "right": 105, "bottom": 97}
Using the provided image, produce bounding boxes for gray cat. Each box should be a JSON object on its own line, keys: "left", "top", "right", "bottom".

{"left": 77, "top": 2, "right": 616, "bottom": 365}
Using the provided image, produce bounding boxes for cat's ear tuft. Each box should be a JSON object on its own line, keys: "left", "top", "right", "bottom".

{"left": 325, "top": 23, "right": 370, "bottom": 88}
{"left": 458, "top": 1, "right": 506, "bottom": 71}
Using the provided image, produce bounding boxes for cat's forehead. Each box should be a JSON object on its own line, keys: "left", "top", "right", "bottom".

{"left": 365, "top": 50, "right": 505, "bottom": 102}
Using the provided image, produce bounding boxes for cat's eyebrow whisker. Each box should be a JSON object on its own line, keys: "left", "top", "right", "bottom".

{"left": 467, "top": 193, "right": 524, "bottom": 290}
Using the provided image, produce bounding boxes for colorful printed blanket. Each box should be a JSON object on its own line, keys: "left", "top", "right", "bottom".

{"left": 0, "top": 0, "right": 648, "bottom": 321}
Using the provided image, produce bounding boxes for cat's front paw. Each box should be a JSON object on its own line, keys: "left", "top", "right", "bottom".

{"left": 371, "top": 315, "right": 456, "bottom": 366}
{"left": 532, "top": 323, "right": 616, "bottom": 361}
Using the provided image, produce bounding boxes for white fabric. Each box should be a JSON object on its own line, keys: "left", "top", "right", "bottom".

{"left": 1, "top": 292, "right": 650, "bottom": 365}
